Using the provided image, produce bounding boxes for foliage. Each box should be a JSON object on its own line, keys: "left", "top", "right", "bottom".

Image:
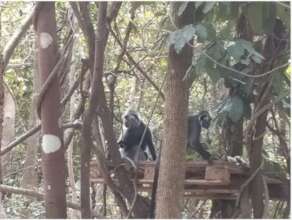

{"left": 0, "top": 1, "right": 290, "bottom": 218}
{"left": 4, "top": 195, "right": 45, "bottom": 218}
{"left": 216, "top": 96, "right": 244, "bottom": 123}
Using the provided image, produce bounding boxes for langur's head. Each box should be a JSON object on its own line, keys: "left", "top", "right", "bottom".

{"left": 123, "top": 110, "right": 141, "bottom": 128}
{"left": 198, "top": 111, "right": 212, "bottom": 129}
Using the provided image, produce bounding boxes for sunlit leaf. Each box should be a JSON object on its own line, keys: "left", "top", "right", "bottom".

{"left": 195, "top": 24, "right": 208, "bottom": 41}
{"left": 284, "top": 65, "right": 291, "bottom": 80}
{"left": 223, "top": 96, "right": 244, "bottom": 122}
{"left": 168, "top": 24, "right": 196, "bottom": 53}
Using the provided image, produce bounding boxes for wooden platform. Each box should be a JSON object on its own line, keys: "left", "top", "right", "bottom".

{"left": 90, "top": 160, "right": 288, "bottom": 200}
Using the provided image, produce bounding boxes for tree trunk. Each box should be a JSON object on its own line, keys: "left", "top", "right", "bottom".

{"left": 72, "top": 2, "right": 148, "bottom": 218}
{"left": 0, "top": 49, "right": 4, "bottom": 204}
{"left": 155, "top": 3, "right": 194, "bottom": 218}
{"left": 0, "top": 53, "right": 4, "bottom": 189}
{"left": 35, "top": 2, "right": 67, "bottom": 218}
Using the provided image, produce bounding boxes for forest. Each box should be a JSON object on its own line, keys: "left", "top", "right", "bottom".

{"left": 0, "top": 1, "right": 290, "bottom": 219}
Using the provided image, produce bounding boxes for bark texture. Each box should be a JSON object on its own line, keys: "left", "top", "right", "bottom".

{"left": 35, "top": 2, "right": 67, "bottom": 218}
{"left": 155, "top": 3, "right": 194, "bottom": 218}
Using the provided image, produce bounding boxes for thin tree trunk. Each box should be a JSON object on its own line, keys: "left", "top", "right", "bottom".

{"left": 0, "top": 56, "right": 4, "bottom": 190}
{"left": 0, "top": 45, "right": 4, "bottom": 213}
{"left": 66, "top": 49, "right": 79, "bottom": 219}
{"left": 0, "top": 13, "right": 5, "bottom": 218}
{"left": 155, "top": 3, "right": 194, "bottom": 218}
{"left": 21, "top": 41, "right": 39, "bottom": 189}
{"left": 35, "top": 2, "right": 67, "bottom": 218}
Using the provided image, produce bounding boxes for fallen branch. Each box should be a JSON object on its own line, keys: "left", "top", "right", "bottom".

{"left": 0, "top": 184, "right": 80, "bottom": 210}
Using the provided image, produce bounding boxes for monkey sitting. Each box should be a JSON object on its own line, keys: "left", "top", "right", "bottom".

{"left": 118, "top": 110, "right": 157, "bottom": 162}
{"left": 187, "top": 111, "right": 212, "bottom": 161}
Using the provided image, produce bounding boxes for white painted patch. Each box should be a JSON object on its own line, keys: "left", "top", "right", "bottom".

{"left": 48, "top": 185, "right": 51, "bottom": 190}
{"left": 119, "top": 147, "right": 126, "bottom": 159}
{"left": 39, "top": 32, "right": 53, "bottom": 49}
{"left": 42, "top": 134, "right": 61, "bottom": 154}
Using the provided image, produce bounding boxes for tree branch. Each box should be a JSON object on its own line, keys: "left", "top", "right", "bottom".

{"left": 36, "top": 34, "right": 74, "bottom": 118}
{"left": 3, "top": 4, "right": 40, "bottom": 71}
{"left": 109, "top": 26, "right": 165, "bottom": 100}
{"left": 0, "top": 184, "right": 80, "bottom": 210}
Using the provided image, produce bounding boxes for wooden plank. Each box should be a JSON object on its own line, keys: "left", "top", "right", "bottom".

{"left": 183, "top": 194, "right": 237, "bottom": 200}
{"left": 138, "top": 179, "right": 229, "bottom": 186}
{"left": 144, "top": 166, "right": 155, "bottom": 179}
{"left": 138, "top": 160, "right": 247, "bottom": 174}
{"left": 90, "top": 178, "right": 105, "bottom": 183}
{"left": 139, "top": 186, "right": 238, "bottom": 195}
{"left": 205, "top": 165, "right": 230, "bottom": 184}
{"left": 89, "top": 159, "right": 287, "bottom": 201}
{"left": 185, "top": 189, "right": 239, "bottom": 194}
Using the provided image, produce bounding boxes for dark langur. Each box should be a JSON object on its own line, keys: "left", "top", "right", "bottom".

{"left": 187, "top": 110, "right": 212, "bottom": 160}
{"left": 118, "top": 110, "right": 157, "bottom": 161}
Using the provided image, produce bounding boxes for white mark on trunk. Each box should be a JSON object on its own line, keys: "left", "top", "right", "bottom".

{"left": 119, "top": 147, "right": 126, "bottom": 159}
{"left": 42, "top": 134, "right": 61, "bottom": 154}
{"left": 48, "top": 185, "right": 51, "bottom": 190}
{"left": 39, "top": 32, "right": 53, "bottom": 49}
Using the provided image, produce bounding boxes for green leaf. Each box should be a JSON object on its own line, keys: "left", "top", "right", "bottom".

{"left": 207, "top": 41, "right": 226, "bottom": 60}
{"left": 284, "top": 65, "right": 291, "bottom": 80}
{"left": 240, "top": 58, "right": 250, "bottom": 65}
{"left": 226, "top": 40, "right": 264, "bottom": 64}
{"left": 205, "top": 59, "right": 221, "bottom": 83}
{"left": 194, "top": 55, "right": 207, "bottom": 74}
{"left": 169, "top": 24, "right": 213, "bottom": 53}
{"left": 195, "top": 24, "right": 208, "bottom": 41}
{"left": 168, "top": 24, "right": 196, "bottom": 53}
{"left": 226, "top": 42, "right": 245, "bottom": 61}
{"left": 203, "top": 23, "right": 216, "bottom": 41}
{"left": 251, "top": 54, "right": 262, "bottom": 64}
{"left": 221, "top": 96, "right": 244, "bottom": 122}
{"left": 239, "top": 40, "right": 265, "bottom": 60}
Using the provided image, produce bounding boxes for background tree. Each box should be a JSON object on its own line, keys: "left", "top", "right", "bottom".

{"left": 34, "top": 2, "right": 66, "bottom": 218}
